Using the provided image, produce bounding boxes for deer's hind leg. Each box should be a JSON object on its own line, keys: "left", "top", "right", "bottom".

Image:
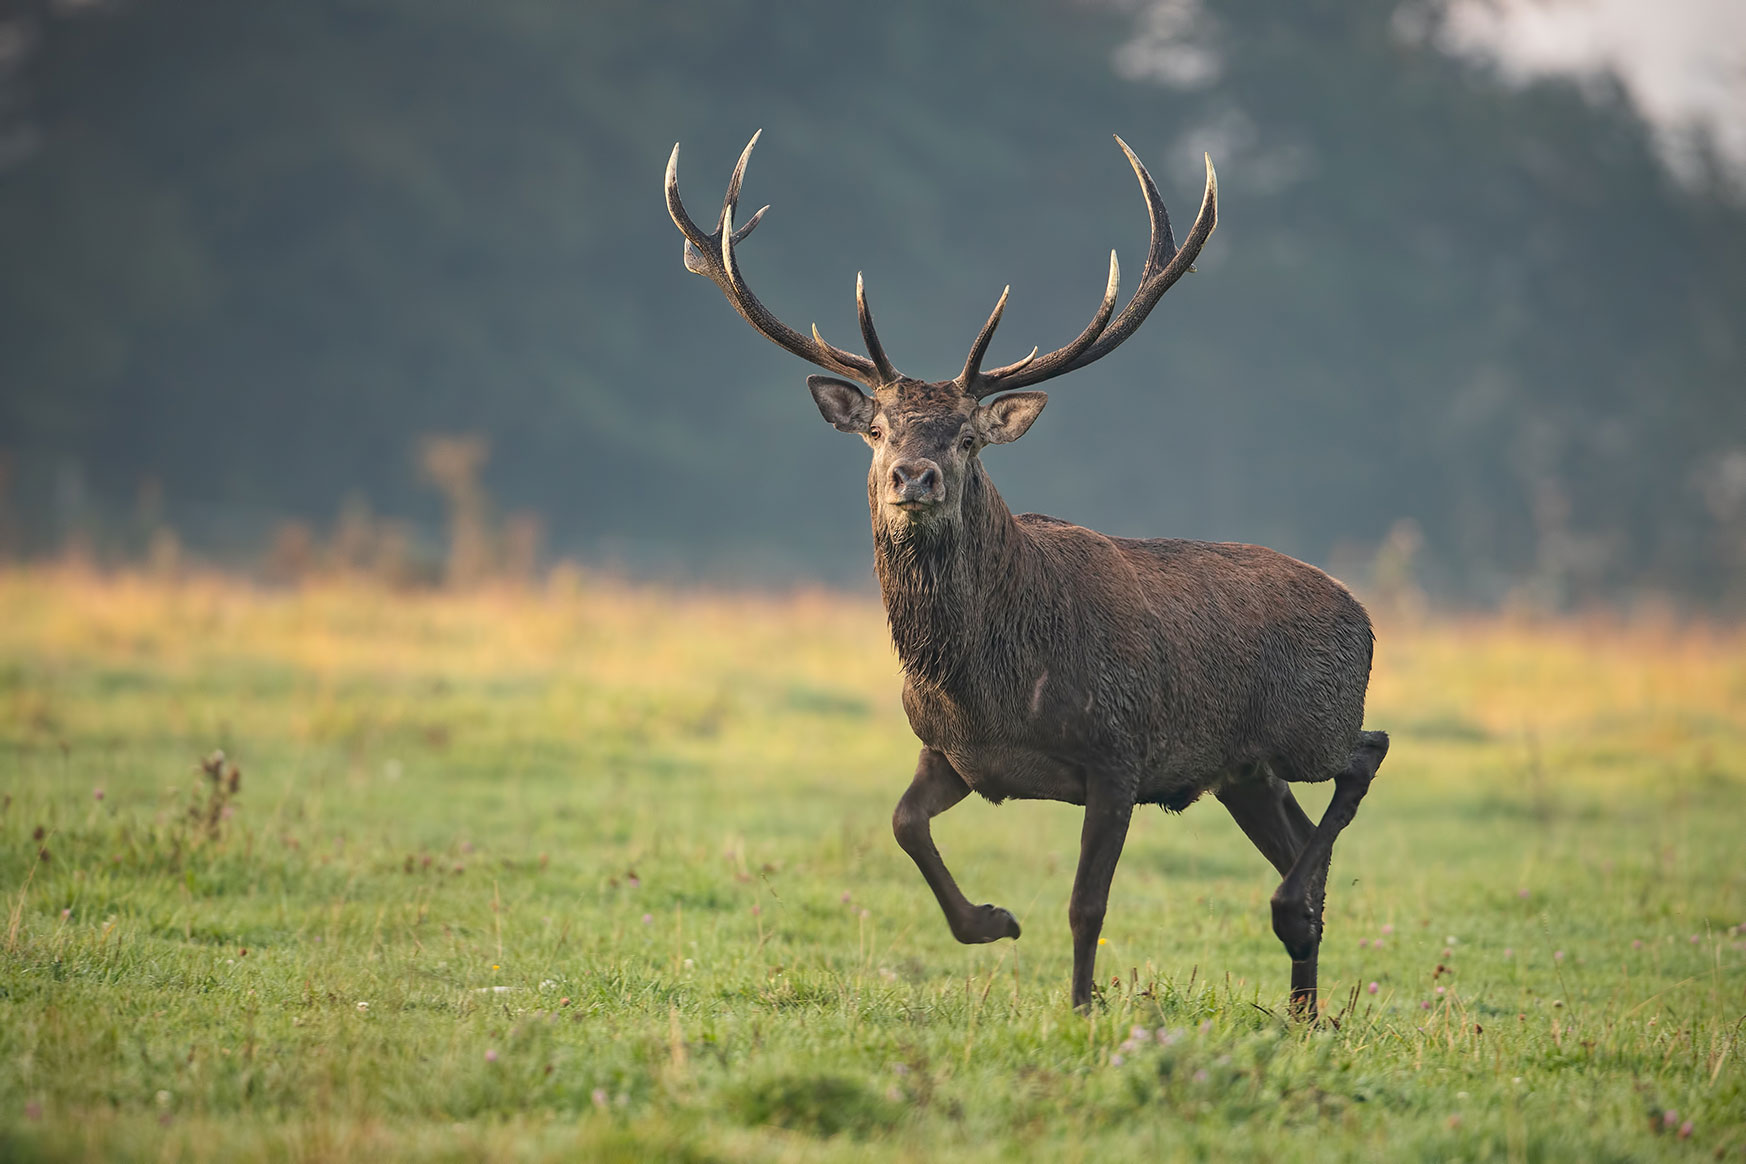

{"left": 1266, "top": 731, "right": 1390, "bottom": 1019}
{"left": 893, "top": 748, "right": 1022, "bottom": 945}
{"left": 1217, "top": 769, "right": 1319, "bottom": 1010}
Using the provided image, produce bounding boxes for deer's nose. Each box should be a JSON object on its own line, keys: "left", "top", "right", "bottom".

{"left": 889, "top": 459, "right": 943, "bottom": 505}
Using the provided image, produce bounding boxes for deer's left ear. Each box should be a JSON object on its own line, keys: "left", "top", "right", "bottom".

{"left": 977, "top": 391, "right": 1048, "bottom": 445}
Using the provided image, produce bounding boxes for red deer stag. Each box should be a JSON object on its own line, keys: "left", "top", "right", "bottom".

{"left": 665, "top": 132, "right": 1388, "bottom": 1017}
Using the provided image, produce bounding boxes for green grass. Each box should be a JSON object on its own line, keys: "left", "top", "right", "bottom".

{"left": 1, "top": 571, "right": 1743, "bottom": 1161}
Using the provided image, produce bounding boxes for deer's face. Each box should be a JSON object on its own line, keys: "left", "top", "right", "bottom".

{"left": 808, "top": 376, "right": 1047, "bottom": 530}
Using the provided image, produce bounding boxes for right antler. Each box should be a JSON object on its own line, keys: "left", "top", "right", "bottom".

{"left": 957, "top": 137, "right": 1217, "bottom": 398}
{"left": 665, "top": 131, "right": 903, "bottom": 389}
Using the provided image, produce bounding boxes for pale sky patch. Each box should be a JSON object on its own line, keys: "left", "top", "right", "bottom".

{"left": 1434, "top": 0, "right": 1746, "bottom": 182}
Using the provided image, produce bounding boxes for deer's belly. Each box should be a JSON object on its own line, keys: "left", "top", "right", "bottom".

{"left": 944, "top": 744, "right": 1086, "bottom": 805}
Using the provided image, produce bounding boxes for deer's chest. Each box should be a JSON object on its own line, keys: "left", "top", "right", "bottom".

{"left": 901, "top": 678, "right": 1088, "bottom": 805}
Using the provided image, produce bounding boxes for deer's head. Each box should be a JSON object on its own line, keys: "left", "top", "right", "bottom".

{"left": 665, "top": 133, "right": 1216, "bottom": 536}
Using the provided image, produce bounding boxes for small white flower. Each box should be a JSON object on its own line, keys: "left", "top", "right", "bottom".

{"left": 357, "top": 1002, "right": 369, "bottom": 1011}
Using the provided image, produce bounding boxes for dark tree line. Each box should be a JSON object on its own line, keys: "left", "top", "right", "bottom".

{"left": 1, "top": 0, "right": 1742, "bottom": 604}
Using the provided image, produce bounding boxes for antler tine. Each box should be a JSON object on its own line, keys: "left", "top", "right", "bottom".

{"left": 1117, "top": 134, "right": 1178, "bottom": 284}
{"left": 957, "top": 285, "right": 1010, "bottom": 385}
{"left": 810, "top": 320, "right": 875, "bottom": 373}
{"left": 971, "top": 141, "right": 1217, "bottom": 395}
{"left": 970, "top": 250, "right": 1121, "bottom": 397}
{"left": 731, "top": 205, "right": 768, "bottom": 244}
{"left": 718, "top": 130, "right": 760, "bottom": 233}
{"left": 665, "top": 143, "right": 712, "bottom": 251}
{"left": 666, "top": 133, "right": 882, "bottom": 387}
{"left": 856, "top": 273, "right": 902, "bottom": 384}
{"left": 808, "top": 273, "right": 906, "bottom": 383}
{"left": 984, "top": 345, "right": 1039, "bottom": 379}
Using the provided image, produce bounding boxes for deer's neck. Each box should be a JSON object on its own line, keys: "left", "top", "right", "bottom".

{"left": 871, "top": 464, "right": 1023, "bottom": 690}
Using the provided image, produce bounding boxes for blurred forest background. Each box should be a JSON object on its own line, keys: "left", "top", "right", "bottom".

{"left": 1, "top": 0, "right": 1743, "bottom": 609}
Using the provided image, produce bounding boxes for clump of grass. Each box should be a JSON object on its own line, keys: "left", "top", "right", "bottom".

{"left": 726, "top": 1071, "right": 901, "bottom": 1138}
{"left": 189, "top": 749, "right": 241, "bottom": 843}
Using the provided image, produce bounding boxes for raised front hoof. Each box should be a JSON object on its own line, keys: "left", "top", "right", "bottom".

{"left": 952, "top": 904, "right": 1021, "bottom": 944}
{"left": 1271, "top": 895, "right": 1320, "bottom": 962}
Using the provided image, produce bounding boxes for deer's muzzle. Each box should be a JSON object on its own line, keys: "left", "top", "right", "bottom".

{"left": 889, "top": 459, "right": 944, "bottom": 509}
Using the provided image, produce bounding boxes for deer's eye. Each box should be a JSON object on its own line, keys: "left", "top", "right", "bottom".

{"left": 869, "top": 426, "right": 884, "bottom": 442}
{"left": 959, "top": 435, "right": 975, "bottom": 451}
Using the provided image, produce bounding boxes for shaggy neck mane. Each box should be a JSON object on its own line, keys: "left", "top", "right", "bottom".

{"left": 872, "top": 465, "right": 1022, "bottom": 690}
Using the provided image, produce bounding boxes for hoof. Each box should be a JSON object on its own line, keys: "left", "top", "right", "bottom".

{"left": 954, "top": 904, "right": 1021, "bottom": 944}
{"left": 1271, "top": 895, "right": 1319, "bottom": 962}
{"left": 1288, "top": 985, "right": 1320, "bottom": 1024}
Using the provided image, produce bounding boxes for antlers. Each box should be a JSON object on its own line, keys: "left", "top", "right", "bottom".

{"left": 665, "top": 132, "right": 1217, "bottom": 397}
{"left": 665, "top": 132, "right": 901, "bottom": 389}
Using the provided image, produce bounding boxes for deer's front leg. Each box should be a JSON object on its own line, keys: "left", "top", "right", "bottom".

{"left": 893, "top": 748, "right": 1021, "bottom": 944}
{"left": 1069, "top": 777, "right": 1135, "bottom": 1011}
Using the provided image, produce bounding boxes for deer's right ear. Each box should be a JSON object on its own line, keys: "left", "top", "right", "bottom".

{"left": 807, "top": 375, "right": 875, "bottom": 434}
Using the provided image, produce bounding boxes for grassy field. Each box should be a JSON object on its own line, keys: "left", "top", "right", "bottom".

{"left": 1, "top": 567, "right": 1743, "bottom": 1162}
